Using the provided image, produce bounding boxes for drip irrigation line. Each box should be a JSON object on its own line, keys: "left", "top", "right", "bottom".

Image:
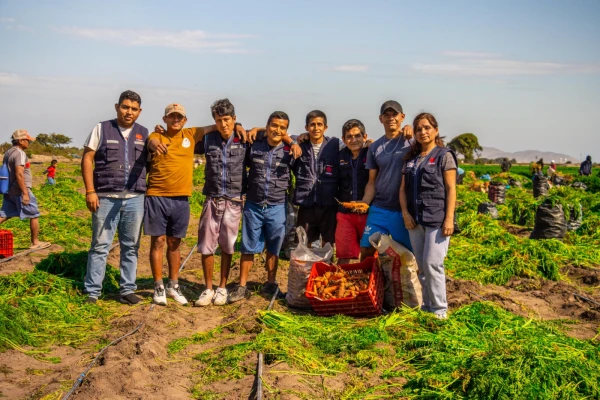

{"left": 0, "top": 243, "right": 52, "bottom": 264}
{"left": 179, "top": 243, "right": 198, "bottom": 273}
{"left": 256, "top": 286, "right": 280, "bottom": 400}
{"left": 62, "top": 303, "right": 156, "bottom": 400}
{"left": 574, "top": 293, "right": 600, "bottom": 308}
{"left": 0, "top": 242, "right": 118, "bottom": 266}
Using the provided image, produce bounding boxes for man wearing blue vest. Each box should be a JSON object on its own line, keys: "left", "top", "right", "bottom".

{"left": 292, "top": 110, "right": 341, "bottom": 247}
{"left": 360, "top": 100, "right": 414, "bottom": 258}
{"left": 228, "top": 111, "right": 296, "bottom": 303}
{"left": 193, "top": 99, "right": 251, "bottom": 306}
{"left": 82, "top": 90, "right": 148, "bottom": 305}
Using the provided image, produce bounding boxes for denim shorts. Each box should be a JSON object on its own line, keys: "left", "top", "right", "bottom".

{"left": 0, "top": 189, "right": 41, "bottom": 220}
{"left": 143, "top": 195, "right": 190, "bottom": 238}
{"left": 241, "top": 201, "right": 286, "bottom": 255}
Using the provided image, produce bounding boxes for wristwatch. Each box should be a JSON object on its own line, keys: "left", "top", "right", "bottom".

{"left": 290, "top": 140, "right": 298, "bottom": 146}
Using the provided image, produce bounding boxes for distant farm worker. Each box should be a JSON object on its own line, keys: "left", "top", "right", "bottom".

{"left": 360, "top": 100, "right": 414, "bottom": 259}
{"left": 400, "top": 112, "right": 457, "bottom": 319}
{"left": 292, "top": 110, "right": 340, "bottom": 248}
{"left": 45, "top": 159, "right": 58, "bottom": 185}
{"left": 229, "top": 111, "right": 297, "bottom": 303}
{"left": 580, "top": 155, "right": 592, "bottom": 176}
{"left": 0, "top": 130, "right": 50, "bottom": 249}
{"left": 146, "top": 103, "right": 243, "bottom": 306}
{"left": 335, "top": 119, "right": 370, "bottom": 265}
{"left": 500, "top": 158, "right": 511, "bottom": 173}
{"left": 194, "top": 100, "right": 298, "bottom": 306}
{"left": 81, "top": 90, "right": 147, "bottom": 305}
{"left": 547, "top": 160, "right": 557, "bottom": 178}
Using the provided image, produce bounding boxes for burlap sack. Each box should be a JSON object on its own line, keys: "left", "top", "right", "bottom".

{"left": 369, "top": 232, "right": 422, "bottom": 309}
{"left": 285, "top": 227, "right": 333, "bottom": 309}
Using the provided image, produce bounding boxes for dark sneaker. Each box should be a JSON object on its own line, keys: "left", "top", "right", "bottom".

{"left": 119, "top": 293, "right": 142, "bottom": 305}
{"left": 86, "top": 296, "right": 98, "bottom": 304}
{"left": 262, "top": 282, "right": 284, "bottom": 299}
{"left": 228, "top": 285, "right": 251, "bottom": 303}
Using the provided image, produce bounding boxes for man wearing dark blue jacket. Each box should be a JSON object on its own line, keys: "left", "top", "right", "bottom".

{"left": 228, "top": 111, "right": 297, "bottom": 303}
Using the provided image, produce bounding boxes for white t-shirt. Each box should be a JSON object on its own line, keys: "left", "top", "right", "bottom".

{"left": 84, "top": 122, "right": 140, "bottom": 199}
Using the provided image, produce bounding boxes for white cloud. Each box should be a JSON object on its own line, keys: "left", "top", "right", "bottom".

{"left": 53, "top": 27, "right": 257, "bottom": 53}
{"left": 0, "top": 17, "right": 15, "bottom": 23}
{"left": 413, "top": 52, "right": 600, "bottom": 77}
{"left": 0, "top": 72, "right": 23, "bottom": 85}
{"left": 441, "top": 50, "right": 500, "bottom": 58}
{"left": 332, "top": 65, "right": 369, "bottom": 73}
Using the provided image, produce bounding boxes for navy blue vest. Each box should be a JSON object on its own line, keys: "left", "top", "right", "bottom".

{"left": 93, "top": 120, "right": 148, "bottom": 193}
{"left": 404, "top": 147, "right": 457, "bottom": 228}
{"left": 292, "top": 137, "right": 340, "bottom": 207}
{"left": 200, "top": 131, "right": 247, "bottom": 199}
{"left": 337, "top": 147, "right": 369, "bottom": 213}
{"left": 246, "top": 139, "right": 294, "bottom": 205}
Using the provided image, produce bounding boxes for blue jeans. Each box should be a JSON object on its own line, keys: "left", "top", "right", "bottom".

{"left": 46, "top": 177, "right": 56, "bottom": 185}
{"left": 241, "top": 201, "right": 286, "bottom": 255}
{"left": 84, "top": 195, "right": 144, "bottom": 298}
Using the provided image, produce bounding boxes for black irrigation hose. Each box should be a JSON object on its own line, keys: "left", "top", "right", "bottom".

{"left": 574, "top": 292, "right": 600, "bottom": 308}
{"left": 256, "top": 286, "right": 280, "bottom": 400}
{"left": 0, "top": 243, "right": 52, "bottom": 264}
{"left": 62, "top": 303, "right": 156, "bottom": 400}
{"left": 179, "top": 243, "right": 198, "bottom": 273}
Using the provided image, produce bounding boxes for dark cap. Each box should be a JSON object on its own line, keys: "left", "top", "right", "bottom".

{"left": 380, "top": 100, "right": 403, "bottom": 115}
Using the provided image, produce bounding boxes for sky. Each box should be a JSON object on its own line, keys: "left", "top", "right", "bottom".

{"left": 1, "top": 0, "right": 599, "bottom": 162}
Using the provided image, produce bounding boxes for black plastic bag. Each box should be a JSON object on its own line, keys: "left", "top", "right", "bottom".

{"left": 571, "top": 182, "right": 587, "bottom": 190}
{"left": 533, "top": 175, "right": 550, "bottom": 198}
{"left": 478, "top": 202, "right": 499, "bottom": 219}
{"left": 530, "top": 202, "right": 566, "bottom": 239}
{"left": 488, "top": 181, "right": 506, "bottom": 204}
{"left": 567, "top": 204, "right": 583, "bottom": 231}
{"left": 552, "top": 175, "right": 565, "bottom": 186}
{"left": 508, "top": 178, "right": 522, "bottom": 188}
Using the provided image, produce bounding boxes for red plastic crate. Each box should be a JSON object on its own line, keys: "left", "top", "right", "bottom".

{"left": 0, "top": 230, "right": 13, "bottom": 258}
{"left": 305, "top": 257, "right": 384, "bottom": 317}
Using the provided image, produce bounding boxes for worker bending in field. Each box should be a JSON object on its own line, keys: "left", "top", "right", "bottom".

{"left": 335, "top": 119, "right": 370, "bottom": 264}
{"left": 0, "top": 130, "right": 50, "bottom": 250}
{"left": 360, "top": 100, "right": 414, "bottom": 258}
{"left": 229, "top": 112, "right": 298, "bottom": 303}
{"left": 146, "top": 104, "right": 231, "bottom": 306}
{"left": 81, "top": 90, "right": 147, "bottom": 305}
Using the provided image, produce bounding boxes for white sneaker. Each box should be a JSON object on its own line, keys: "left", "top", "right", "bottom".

{"left": 195, "top": 289, "right": 215, "bottom": 307}
{"left": 153, "top": 286, "right": 167, "bottom": 306}
{"left": 166, "top": 285, "right": 189, "bottom": 305}
{"left": 213, "top": 288, "right": 228, "bottom": 306}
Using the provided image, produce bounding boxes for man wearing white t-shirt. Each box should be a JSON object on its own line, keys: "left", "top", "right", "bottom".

{"left": 81, "top": 90, "right": 148, "bottom": 305}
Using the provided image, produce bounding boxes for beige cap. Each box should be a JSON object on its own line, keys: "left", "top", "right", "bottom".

{"left": 11, "top": 129, "right": 35, "bottom": 141}
{"left": 164, "top": 103, "right": 186, "bottom": 117}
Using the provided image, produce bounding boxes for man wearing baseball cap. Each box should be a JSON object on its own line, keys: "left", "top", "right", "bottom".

{"left": 145, "top": 103, "right": 238, "bottom": 306}
{"left": 0, "top": 130, "right": 50, "bottom": 249}
{"left": 360, "top": 100, "right": 414, "bottom": 257}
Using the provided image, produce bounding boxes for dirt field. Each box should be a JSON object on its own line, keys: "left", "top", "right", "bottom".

{"left": 0, "top": 162, "right": 599, "bottom": 399}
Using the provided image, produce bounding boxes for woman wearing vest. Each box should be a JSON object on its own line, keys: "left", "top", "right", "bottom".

{"left": 400, "top": 113, "right": 457, "bottom": 319}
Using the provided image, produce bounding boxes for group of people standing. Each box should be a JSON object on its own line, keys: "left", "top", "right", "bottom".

{"left": 11, "top": 89, "right": 456, "bottom": 318}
